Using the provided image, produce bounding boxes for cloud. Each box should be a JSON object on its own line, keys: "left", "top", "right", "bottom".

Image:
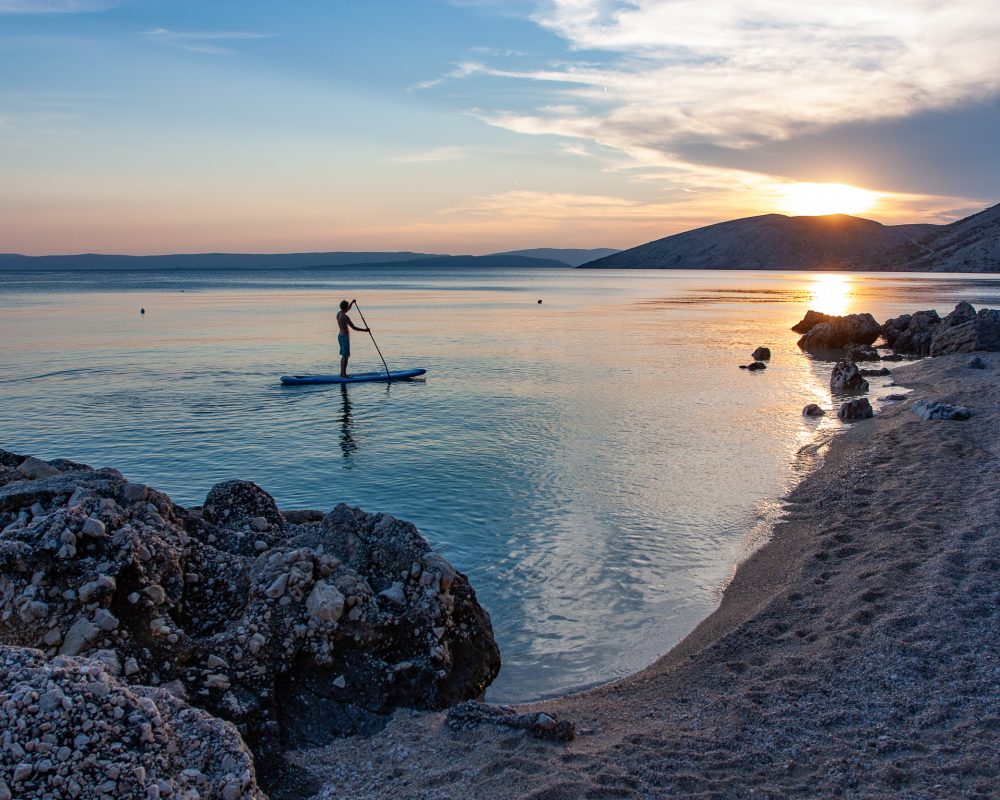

{"left": 438, "top": 1, "right": 1000, "bottom": 199}
{"left": 0, "top": 0, "right": 117, "bottom": 11}
{"left": 144, "top": 28, "right": 273, "bottom": 55}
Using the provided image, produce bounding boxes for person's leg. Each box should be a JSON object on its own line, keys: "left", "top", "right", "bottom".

{"left": 340, "top": 354, "right": 349, "bottom": 378}
{"left": 338, "top": 334, "right": 351, "bottom": 377}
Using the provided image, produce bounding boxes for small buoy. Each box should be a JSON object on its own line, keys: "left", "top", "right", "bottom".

{"left": 537, "top": 299, "right": 542, "bottom": 304}
{"left": 140, "top": 308, "right": 145, "bottom": 314}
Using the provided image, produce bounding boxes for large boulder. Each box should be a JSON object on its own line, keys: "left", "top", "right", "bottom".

{"left": 880, "top": 310, "right": 940, "bottom": 355}
{"left": 837, "top": 397, "right": 874, "bottom": 421}
{"left": 830, "top": 361, "right": 869, "bottom": 393}
{"left": 791, "top": 310, "right": 835, "bottom": 334}
{"left": 0, "top": 450, "right": 501, "bottom": 783}
{"left": 929, "top": 308, "right": 1000, "bottom": 356}
{"left": 0, "top": 645, "right": 264, "bottom": 800}
{"left": 797, "top": 313, "right": 881, "bottom": 353}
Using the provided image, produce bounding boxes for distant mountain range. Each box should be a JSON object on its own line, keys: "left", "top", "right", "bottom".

{"left": 580, "top": 203, "right": 1000, "bottom": 271}
{"left": 0, "top": 247, "right": 618, "bottom": 271}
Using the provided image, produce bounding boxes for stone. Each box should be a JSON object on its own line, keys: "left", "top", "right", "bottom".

{"left": 797, "top": 313, "right": 881, "bottom": 352}
{"left": 881, "top": 310, "right": 940, "bottom": 355}
{"left": 751, "top": 346, "right": 771, "bottom": 361}
{"left": 969, "top": 356, "right": 987, "bottom": 369}
{"left": 830, "top": 361, "right": 869, "bottom": 393}
{"left": 16, "top": 456, "right": 61, "bottom": 480}
{"left": 59, "top": 617, "right": 101, "bottom": 656}
{"left": 305, "top": 580, "right": 345, "bottom": 622}
{"left": 79, "top": 574, "right": 116, "bottom": 604}
{"left": 81, "top": 517, "right": 106, "bottom": 537}
{"left": 911, "top": 400, "right": 972, "bottom": 421}
{"left": 791, "top": 310, "right": 834, "bottom": 334}
{"left": 847, "top": 344, "right": 880, "bottom": 362}
{"left": 802, "top": 404, "right": 826, "bottom": 417}
{"left": 447, "top": 700, "right": 575, "bottom": 741}
{"left": 746, "top": 361, "right": 767, "bottom": 371}
{"left": 859, "top": 367, "right": 891, "bottom": 377}
{"left": 837, "top": 397, "right": 874, "bottom": 420}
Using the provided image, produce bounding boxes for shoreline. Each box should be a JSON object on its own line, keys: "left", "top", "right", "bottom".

{"left": 299, "top": 351, "right": 1000, "bottom": 799}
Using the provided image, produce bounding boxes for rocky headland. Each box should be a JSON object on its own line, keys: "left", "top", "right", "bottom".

{"left": 0, "top": 455, "right": 500, "bottom": 798}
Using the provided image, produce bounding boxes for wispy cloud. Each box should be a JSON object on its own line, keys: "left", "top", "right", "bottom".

{"left": 144, "top": 27, "right": 273, "bottom": 55}
{"left": 437, "top": 1, "right": 1000, "bottom": 191}
{"left": 0, "top": 0, "right": 117, "bottom": 12}
{"left": 385, "top": 146, "right": 471, "bottom": 164}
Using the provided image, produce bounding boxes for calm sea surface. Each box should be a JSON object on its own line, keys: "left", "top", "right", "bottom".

{"left": 3, "top": 267, "right": 999, "bottom": 701}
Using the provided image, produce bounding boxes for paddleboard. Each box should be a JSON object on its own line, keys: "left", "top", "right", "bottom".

{"left": 280, "top": 369, "right": 426, "bottom": 386}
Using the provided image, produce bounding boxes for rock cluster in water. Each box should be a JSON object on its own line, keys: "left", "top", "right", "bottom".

{"left": 0, "top": 449, "right": 501, "bottom": 796}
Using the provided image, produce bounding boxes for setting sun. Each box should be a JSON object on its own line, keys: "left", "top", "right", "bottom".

{"left": 777, "top": 183, "right": 880, "bottom": 217}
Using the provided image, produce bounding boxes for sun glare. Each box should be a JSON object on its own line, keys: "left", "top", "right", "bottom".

{"left": 778, "top": 183, "right": 879, "bottom": 217}
{"left": 808, "top": 273, "right": 852, "bottom": 316}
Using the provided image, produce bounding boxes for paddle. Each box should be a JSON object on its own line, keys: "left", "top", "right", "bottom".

{"left": 352, "top": 300, "right": 391, "bottom": 380}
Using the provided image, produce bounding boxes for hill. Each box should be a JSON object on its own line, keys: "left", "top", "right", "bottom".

{"left": 579, "top": 213, "right": 939, "bottom": 270}
{"left": 874, "top": 203, "right": 1000, "bottom": 272}
{"left": 0, "top": 251, "right": 574, "bottom": 271}
{"left": 0, "top": 251, "right": 445, "bottom": 271}
{"left": 488, "top": 248, "right": 620, "bottom": 267}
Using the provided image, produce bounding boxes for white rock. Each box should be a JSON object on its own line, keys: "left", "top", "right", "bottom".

{"left": 264, "top": 573, "right": 289, "bottom": 599}
{"left": 59, "top": 617, "right": 101, "bottom": 656}
{"left": 306, "top": 581, "right": 345, "bottom": 622}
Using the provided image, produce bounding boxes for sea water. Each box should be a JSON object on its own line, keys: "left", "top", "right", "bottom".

{"left": 2, "top": 267, "right": 999, "bottom": 701}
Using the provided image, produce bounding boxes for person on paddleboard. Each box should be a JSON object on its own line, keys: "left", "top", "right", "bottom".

{"left": 336, "top": 299, "right": 369, "bottom": 378}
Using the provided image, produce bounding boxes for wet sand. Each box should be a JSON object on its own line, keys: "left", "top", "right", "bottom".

{"left": 297, "top": 352, "right": 1000, "bottom": 799}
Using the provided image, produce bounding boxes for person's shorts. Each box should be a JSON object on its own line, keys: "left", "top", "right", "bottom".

{"left": 338, "top": 333, "right": 350, "bottom": 357}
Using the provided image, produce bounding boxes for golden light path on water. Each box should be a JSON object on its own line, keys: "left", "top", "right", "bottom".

{"left": 807, "top": 273, "right": 853, "bottom": 316}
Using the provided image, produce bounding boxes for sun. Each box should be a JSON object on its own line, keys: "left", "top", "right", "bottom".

{"left": 777, "top": 183, "right": 880, "bottom": 217}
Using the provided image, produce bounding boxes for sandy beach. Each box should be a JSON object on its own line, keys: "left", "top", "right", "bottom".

{"left": 296, "top": 351, "right": 1000, "bottom": 799}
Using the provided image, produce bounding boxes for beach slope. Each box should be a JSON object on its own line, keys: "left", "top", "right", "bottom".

{"left": 300, "top": 352, "right": 1000, "bottom": 799}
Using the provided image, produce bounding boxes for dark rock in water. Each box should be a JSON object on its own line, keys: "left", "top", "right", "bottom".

{"left": 446, "top": 700, "right": 575, "bottom": 742}
{"left": 943, "top": 300, "right": 977, "bottom": 328}
{"left": 747, "top": 361, "right": 767, "bottom": 371}
{"left": 791, "top": 310, "right": 834, "bottom": 334}
{"left": 881, "top": 353, "right": 907, "bottom": 362}
{"left": 847, "top": 344, "right": 880, "bottom": 362}
{"left": 882, "top": 394, "right": 909, "bottom": 402}
{"left": 0, "top": 645, "right": 265, "bottom": 799}
{"left": 911, "top": 400, "right": 972, "bottom": 420}
{"left": 751, "top": 346, "right": 771, "bottom": 361}
{"left": 797, "top": 313, "right": 881, "bottom": 352}
{"left": 969, "top": 356, "right": 988, "bottom": 369}
{"left": 838, "top": 397, "right": 874, "bottom": 420}
{"left": 929, "top": 308, "right": 1000, "bottom": 356}
{"left": 860, "top": 367, "right": 891, "bottom": 377}
{"left": 830, "top": 361, "right": 869, "bottom": 393}
{"left": 0, "top": 448, "right": 501, "bottom": 786}
{"left": 802, "top": 404, "right": 826, "bottom": 417}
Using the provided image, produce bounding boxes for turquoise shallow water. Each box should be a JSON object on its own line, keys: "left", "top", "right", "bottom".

{"left": 3, "top": 267, "right": 1000, "bottom": 701}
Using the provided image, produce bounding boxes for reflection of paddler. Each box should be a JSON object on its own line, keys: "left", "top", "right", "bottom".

{"left": 338, "top": 384, "right": 358, "bottom": 461}
{"left": 336, "top": 299, "right": 369, "bottom": 379}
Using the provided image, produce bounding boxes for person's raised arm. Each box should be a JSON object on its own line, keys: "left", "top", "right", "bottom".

{"left": 347, "top": 317, "right": 370, "bottom": 333}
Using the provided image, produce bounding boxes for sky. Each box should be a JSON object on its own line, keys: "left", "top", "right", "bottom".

{"left": 1, "top": 0, "right": 999, "bottom": 255}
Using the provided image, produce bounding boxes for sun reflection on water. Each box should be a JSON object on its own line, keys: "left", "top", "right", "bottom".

{"left": 807, "top": 273, "right": 853, "bottom": 316}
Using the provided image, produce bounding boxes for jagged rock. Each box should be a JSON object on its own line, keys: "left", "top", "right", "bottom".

{"left": 0, "top": 449, "right": 501, "bottom": 786}
{"left": 802, "top": 404, "right": 826, "bottom": 417}
{"left": 859, "top": 367, "right": 891, "bottom": 377}
{"left": 446, "top": 700, "right": 575, "bottom": 742}
{"left": 847, "top": 344, "right": 880, "bottom": 362}
{"left": 837, "top": 397, "right": 874, "bottom": 420}
{"left": 791, "top": 310, "right": 834, "bottom": 334}
{"left": 751, "top": 347, "right": 771, "bottom": 361}
{"left": 830, "top": 361, "right": 870, "bottom": 393}
{"left": 201, "top": 480, "right": 285, "bottom": 556}
{"left": 929, "top": 308, "right": 1000, "bottom": 356}
{"left": 797, "top": 313, "right": 881, "bottom": 353}
{"left": 0, "top": 645, "right": 264, "bottom": 800}
{"left": 911, "top": 400, "right": 972, "bottom": 421}
{"left": 881, "top": 310, "right": 940, "bottom": 355}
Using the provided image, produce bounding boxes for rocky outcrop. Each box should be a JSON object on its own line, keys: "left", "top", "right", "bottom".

{"left": 796, "top": 313, "right": 881, "bottom": 353}
{"left": 0, "top": 450, "right": 501, "bottom": 791}
{"left": 829, "top": 361, "right": 869, "bottom": 393}
{"left": 929, "top": 308, "right": 1000, "bottom": 356}
{"left": 802, "top": 404, "right": 826, "bottom": 417}
{"left": 791, "top": 310, "right": 834, "bottom": 334}
{"left": 880, "top": 302, "right": 994, "bottom": 357}
{"left": 0, "top": 645, "right": 264, "bottom": 800}
{"left": 837, "top": 398, "right": 874, "bottom": 421}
